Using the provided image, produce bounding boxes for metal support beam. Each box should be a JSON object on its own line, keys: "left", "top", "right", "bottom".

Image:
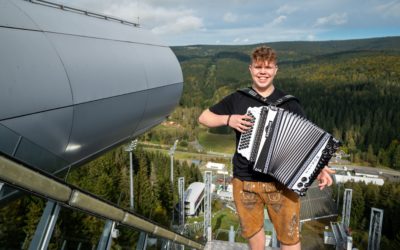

{"left": 29, "top": 200, "right": 61, "bottom": 250}
{"left": 342, "top": 189, "right": 352, "bottom": 231}
{"left": 136, "top": 232, "right": 148, "bottom": 250}
{"left": 178, "top": 177, "right": 185, "bottom": 228}
{"left": 97, "top": 220, "right": 114, "bottom": 250}
{"left": 204, "top": 171, "right": 212, "bottom": 241}
{"left": 368, "top": 208, "right": 384, "bottom": 250}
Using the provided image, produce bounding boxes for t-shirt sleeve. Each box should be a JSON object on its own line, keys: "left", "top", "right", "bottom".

{"left": 208, "top": 93, "right": 235, "bottom": 115}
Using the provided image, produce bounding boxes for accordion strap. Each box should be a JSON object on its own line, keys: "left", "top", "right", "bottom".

{"left": 238, "top": 87, "right": 299, "bottom": 106}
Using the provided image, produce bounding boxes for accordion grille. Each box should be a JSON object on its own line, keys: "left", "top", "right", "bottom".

{"left": 266, "top": 109, "right": 325, "bottom": 184}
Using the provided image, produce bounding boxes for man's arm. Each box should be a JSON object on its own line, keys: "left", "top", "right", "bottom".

{"left": 198, "top": 109, "right": 230, "bottom": 128}
{"left": 198, "top": 109, "right": 253, "bottom": 133}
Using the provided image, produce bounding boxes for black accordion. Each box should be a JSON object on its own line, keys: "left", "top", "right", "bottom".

{"left": 237, "top": 106, "right": 340, "bottom": 196}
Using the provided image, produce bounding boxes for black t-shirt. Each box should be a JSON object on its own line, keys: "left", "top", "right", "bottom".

{"left": 209, "top": 88, "right": 306, "bottom": 181}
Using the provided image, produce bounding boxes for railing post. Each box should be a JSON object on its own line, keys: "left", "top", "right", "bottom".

{"left": 29, "top": 200, "right": 61, "bottom": 250}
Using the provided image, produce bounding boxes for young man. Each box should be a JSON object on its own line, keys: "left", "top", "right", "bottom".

{"left": 198, "top": 46, "right": 335, "bottom": 250}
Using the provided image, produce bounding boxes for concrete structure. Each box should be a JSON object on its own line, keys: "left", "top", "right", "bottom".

{"left": 206, "top": 162, "right": 225, "bottom": 170}
{"left": 333, "top": 173, "right": 384, "bottom": 186}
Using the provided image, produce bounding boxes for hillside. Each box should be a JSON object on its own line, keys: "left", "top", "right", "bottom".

{"left": 167, "top": 36, "right": 400, "bottom": 169}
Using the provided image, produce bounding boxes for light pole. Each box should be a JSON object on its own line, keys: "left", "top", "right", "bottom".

{"left": 168, "top": 140, "right": 179, "bottom": 184}
{"left": 168, "top": 139, "right": 178, "bottom": 225}
{"left": 124, "top": 139, "right": 138, "bottom": 211}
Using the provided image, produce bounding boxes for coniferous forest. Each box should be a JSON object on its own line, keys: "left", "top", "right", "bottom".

{"left": 0, "top": 147, "right": 203, "bottom": 249}
{"left": 170, "top": 36, "right": 400, "bottom": 169}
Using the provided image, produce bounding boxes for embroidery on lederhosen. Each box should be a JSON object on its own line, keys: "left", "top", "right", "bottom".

{"left": 240, "top": 190, "right": 257, "bottom": 210}
{"left": 288, "top": 213, "right": 299, "bottom": 239}
{"left": 240, "top": 182, "right": 259, "bottom": 210}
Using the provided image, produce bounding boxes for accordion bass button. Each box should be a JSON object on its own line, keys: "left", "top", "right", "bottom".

{"left": 301, "top": 177, "right": 308, "bottom": 182}
{"left": 297, "top": 182, "right": 303, "bottom": 188}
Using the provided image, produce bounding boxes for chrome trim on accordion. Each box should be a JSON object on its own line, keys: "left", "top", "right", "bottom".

{"left": 237, "top": 106, "right": 341, "bottom": 196}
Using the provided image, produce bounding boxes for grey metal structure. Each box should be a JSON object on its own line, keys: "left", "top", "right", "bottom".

{"left": 169, "top": 140, "right": 179, "bottom": 184}
{"left": 28, "top": 200, "right": 61, "bottom": 250}
{"left": 368, "top": 208, "right": 384, "bottom": 250}
{"left": 342, "top": 189, "right": 352, "bottom": 231}
{"left": 125, "top": 139, "right": 138, "bottom": 211}
{"left": 204, "top": 171, "right": 212, "bottom": 241}
{"left": 0, "top": 0, "right": 183, "bottom": 202}
{"left": 178, "top": 177, "right": 185, "bottom": 228}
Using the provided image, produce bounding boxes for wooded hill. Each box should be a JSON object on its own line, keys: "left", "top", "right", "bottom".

{"left": 170, "top": 36, "right": 400, "bottom": 169}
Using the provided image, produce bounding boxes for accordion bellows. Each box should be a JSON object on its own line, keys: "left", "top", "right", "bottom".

{"left": 238, "top": 106, "right": 341, "bottom": 196}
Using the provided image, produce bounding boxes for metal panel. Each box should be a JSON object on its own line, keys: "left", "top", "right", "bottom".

{"left": 14, "top": 137, "right": 69, "bottom": 174}
{"left": 0, "top": 0, "right": 183, "bottom": 176}
{"left": 135, "top": 44, "right": 183, "bottom": 89}
{"left": 11, "top": 0, "right": 165, "bottom": 46}
{"left": 0, "top": 28, "right": 72, "bottom": 120}
{"left": 1, "top": 107, "right": 73, "bottom": 158}
{"left": 62, "top": 91, "right": 148, "bottom": 164}
{"left": 45, "top": 33, "right": 149, "bottom": 104}
{"left": 135, "top": 83, "right": 183, "bottom": 133}
{"left": 0, "top": 0, "right": 41, "bottom": 30}
{"left": 0, "top": 124, "right": 20, "bottom": 156}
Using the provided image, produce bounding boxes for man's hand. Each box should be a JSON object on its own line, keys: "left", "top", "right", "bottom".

{"left": 317, "top": 166, "right": 336, "bottom": 190}
{"left": 228, "top": 114, "right": 253, "bottom": 133}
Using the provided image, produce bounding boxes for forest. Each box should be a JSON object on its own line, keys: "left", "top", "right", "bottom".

{"left": 163, "top": 36, "right": 400, "bottom": 169}
{"left": 0, "top": 147, "right": 203, "bottom": 249}
{"left": 333, "top": 181, "right": 400, "bottom": 249}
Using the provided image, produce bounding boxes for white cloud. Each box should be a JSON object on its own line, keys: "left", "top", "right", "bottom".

{"left": 307, "top": 34, "right": 316, "bottom": 41}
{"left": 276, "top": 4, "right": 298, "bottom": 15}
{"left": 375, "top": 0, "right": 400, "bottom": 18}
{"left": 52, "top": 0, "right": 399, "bottom": 45}
{"left": 223, "top": 12, "right": 238, "bottom": 23}
{"left": 314, "top": 13, "right": 348, "bottom": 27}
{"left": 152, "top": 16, "right": 204, "bottom": 35}
{"left": 102, "top": 2, "right": 204, "bottom": 34}
{"left": 232, "top": 37, "right": 249, "bottom": 43}
{"left": 271, "top": 15, "right": 287, "bottom": 25}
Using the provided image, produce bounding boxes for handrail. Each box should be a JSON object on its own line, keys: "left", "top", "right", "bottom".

{"left": 0, "top": 154, "right": 204, "bottom": 249}
{"left": 26, "top": 0, "right": 140, "bottom": 27}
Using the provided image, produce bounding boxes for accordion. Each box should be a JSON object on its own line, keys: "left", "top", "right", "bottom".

{"left": 238, "top": 106, "right": 340, "bottom": 196}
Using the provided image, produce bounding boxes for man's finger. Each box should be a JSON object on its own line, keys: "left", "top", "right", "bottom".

{"left": 323, "top": 167, "right": 336, "bottom": 174}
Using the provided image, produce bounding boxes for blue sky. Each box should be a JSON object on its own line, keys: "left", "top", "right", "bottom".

{"left": 56, "top": 0, "right": 399, "bottom": 46}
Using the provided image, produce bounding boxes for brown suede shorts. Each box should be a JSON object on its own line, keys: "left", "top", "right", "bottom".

{"left": 232, "top": 178, "right": 300, "bottom": 245}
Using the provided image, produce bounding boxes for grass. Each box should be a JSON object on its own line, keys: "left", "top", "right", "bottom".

{"left": 197, "top": 130, "right": 236, "bottom": 154}
{"left": 301, "top": 218, "right": 335, "bottom": 250}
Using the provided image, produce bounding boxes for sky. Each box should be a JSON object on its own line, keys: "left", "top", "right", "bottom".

{"left": 55, "top": 0, "right": 400, "bottom": 46}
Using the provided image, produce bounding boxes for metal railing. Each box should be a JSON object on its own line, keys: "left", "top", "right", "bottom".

{"left": 0, "top": 154, "right": 204, "bottom": 249}
{"left": 27, "top": 0, "right": 140, "bottom": 27}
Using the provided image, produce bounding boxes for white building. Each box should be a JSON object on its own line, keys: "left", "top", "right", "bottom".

{"left": 184, "top": 182, "right": 205, "bottom": 216}
{"left": 217, "top": 190, "right": 233, "bottom": 201}
{"left": 333, "top": 172, "right": 384, "bottom": 186}
{"left": 205, "top": 162, "right": 225, "bottom": 170}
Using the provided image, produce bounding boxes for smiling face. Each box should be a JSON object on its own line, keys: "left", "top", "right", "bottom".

{"left": 249, "top": 46, "right": 278, "bottom": 96}
{"left": 249, "top": 60, "right": 278, "bottom": 96}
